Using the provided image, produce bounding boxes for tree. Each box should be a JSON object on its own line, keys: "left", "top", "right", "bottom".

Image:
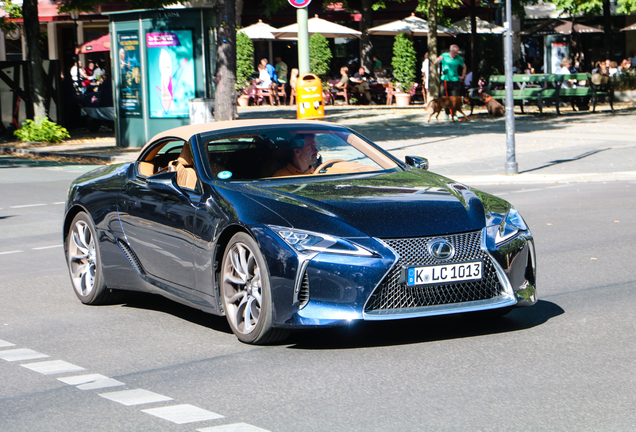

{"left": 22, "top": 0, "right": 46, "bottom": 120}
{"left": 391, "top": 33, "right": 416, "bottom": 91}
{"left": 215, "top": 0, "right": 238, "bottom": 121}
{"left": 309, "top": 33, "right": 332, "bottom": 83}
{"left": 236, "top": 31, "right": 255, "bottom": 92}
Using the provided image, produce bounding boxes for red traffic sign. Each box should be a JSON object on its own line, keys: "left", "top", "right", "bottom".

{"left": 288, "top": 0, "right": 312, "bottom": 8}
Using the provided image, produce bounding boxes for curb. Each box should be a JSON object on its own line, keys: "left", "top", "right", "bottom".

{"left": 1, "top": 146, "right": 133, "bottom": 163}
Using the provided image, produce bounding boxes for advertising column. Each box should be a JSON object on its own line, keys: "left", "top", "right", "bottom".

{"left": 117, "top": 32, "right": 142, "bottom": 117}
{"left": 146, "top": 31, "right": 195, "bottom": 118}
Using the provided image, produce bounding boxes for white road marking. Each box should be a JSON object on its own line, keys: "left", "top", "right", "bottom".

{"left": 512, "top": 189, "right": 542, "bottom": 193}
{"left": 142, "top": 404, "right": 224, "bottom": 424}
{"left": 53, "top": 202, "right": 65, "bottom": 205}
{"left": 198, "top": 424, "right": 270, "bottom": 432}
{"left": 32, "top": 245, "right": 63, "bottom": 250}
{"left": 59, "top": 373, "right": 125, "bottom": 389}
{"left": 0, "top": 250, "right": 24, "bottom": 255}
{"left": 99, "top": 389, "right": 173, "bottom": 406}
{"left": 78, "top": 378, "right": 126, "bottom": 390}
{"left": 59, "top": 373, "right": 110, "bottom": 385}
{"left": 0, "top": 339, "right": 15, "bottom": 348}
{"left": 0, "top": 348, "right": 49, "bottom": 362}
{"left": 546, "top": 184, "right": 573, "bottom": 189}
{"left": 21, "top": 360, "right": 85, "bottom": 375}
{"left": 10, "top": 204, "right": 47, "bottom": 208}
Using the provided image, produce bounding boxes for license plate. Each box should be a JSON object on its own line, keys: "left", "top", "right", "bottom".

{"left": 406, "top": 261, "right": 482, "bottom": 286}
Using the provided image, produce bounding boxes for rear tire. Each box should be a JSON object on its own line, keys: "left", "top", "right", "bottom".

{"left": 220, "top": 233, "right": 288, "bottom": 344}
{"left": 66, "top": 212, "right": 122, "bottom": 305}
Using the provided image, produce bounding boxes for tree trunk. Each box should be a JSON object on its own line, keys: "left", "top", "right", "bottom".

{"left": 428, "top": 0, "right": 440, "bottom": 99}
{"left": 603, "top": 0, "right": 611, "bottom": 59}
{"left": 235, "top": 0, "right": 243, "bottom": 27}
{"left": 215, "top": 0, "right": 238, "bottom": 121}
{"left": 360, "top": 0, "right": 373, "bottom": 73}
{"left": 22, "top": 0, "right": 46, "bottom": 121}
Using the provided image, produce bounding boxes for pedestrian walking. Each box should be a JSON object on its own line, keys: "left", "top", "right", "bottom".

{"left": 434, "top": 44, "right": 466, "bottom": 119}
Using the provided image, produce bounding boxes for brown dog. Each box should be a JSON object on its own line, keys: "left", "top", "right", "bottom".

{"left": 480, "top": 92, "right": 505, "bottom": 117}
{"left": 425, "top": 96, "right": 470, "bottom": 122}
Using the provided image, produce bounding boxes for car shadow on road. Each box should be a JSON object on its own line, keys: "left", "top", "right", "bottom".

{"left": 121, "top": 292, "right": 234, "bottom": 335}
{"left": 287, "top": 300, "right": 564, "bottom": 350}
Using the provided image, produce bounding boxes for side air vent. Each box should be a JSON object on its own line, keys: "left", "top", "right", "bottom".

{"left": 298, "top": 272, "right": 310, "bottom": 309}
{"left": 117, "top": 239, "right": 145, "bottom": 276}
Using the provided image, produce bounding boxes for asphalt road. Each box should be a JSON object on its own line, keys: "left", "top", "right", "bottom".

{"left": 1, "top": 157, "right": 635, "bottom": 431}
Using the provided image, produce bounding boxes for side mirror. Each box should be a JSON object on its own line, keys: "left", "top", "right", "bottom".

{"left": 405, "top": 155, "right": 429, "bottom": 171}
{"left": 146, "top": 171, "right": 184, "bottom": 197}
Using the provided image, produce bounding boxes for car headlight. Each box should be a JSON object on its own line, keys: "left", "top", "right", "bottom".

{"left": 269, "top": 226, "right": 374, "bottom": 257}
{"left": 492, "top": 205, "right": 528, "bottom": 244}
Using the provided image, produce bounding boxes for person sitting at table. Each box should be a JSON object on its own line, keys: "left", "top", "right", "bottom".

{"left": 351, "top": 67, "right": 375, "bottom": 105}
{"left": 273, "top": 134, "right": 319, "bottom": 177}
{"left": 255, "top": 64, "right": 277, "bottom": 105}
{"left": 556, "top": 58, "right": 574, "bottom": 88}
{"left": 334, "top": 66, "right": 353, "bottom": 91}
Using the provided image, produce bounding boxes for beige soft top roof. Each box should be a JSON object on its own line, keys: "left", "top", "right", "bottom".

{"left": 141, "top": 119, "right": 336, "bottom": 154}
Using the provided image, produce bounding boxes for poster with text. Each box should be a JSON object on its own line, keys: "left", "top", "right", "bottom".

{"left": 118, "top": 32, "right": 142, "bottom": 117}
{"left": 147, "top": 30, "right": 195, "bottom": 118}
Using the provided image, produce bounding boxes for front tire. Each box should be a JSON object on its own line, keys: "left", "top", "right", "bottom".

{"left": 66, "top": 212, "right": 121, "bottom": 305}
{"left": 220, "top": 233, "right": 288, "bottom": 344}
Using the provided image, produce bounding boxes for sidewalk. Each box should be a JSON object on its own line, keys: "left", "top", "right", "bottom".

{"left": 2, "top": 102, "right": 635, "bottom": 185}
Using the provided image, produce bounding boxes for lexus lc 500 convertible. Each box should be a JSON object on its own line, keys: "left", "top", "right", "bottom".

{"left": 63, "top": 119, "right": 536, "bottom": 344}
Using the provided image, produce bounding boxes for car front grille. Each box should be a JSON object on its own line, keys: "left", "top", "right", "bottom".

{"left": 365, "top": 231, "right": 502, "bottom": 313}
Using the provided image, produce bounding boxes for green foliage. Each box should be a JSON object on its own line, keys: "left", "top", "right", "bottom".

{"left": 14, "top": 117, "right": 71, "bottom": 143}
{"left": 0, "top": 0, "right": 22, "bottom": 32}
{"left": 309, "top": 33, "right": 333, "bottom": 83}
{"left": 613, "top": 70, "right": 636, "bottom": 91}
{"left": 236, "top": 31, "right": 254, "bottom": 92}
{"left": 552, "top": 0, "right": 636, "bottom": 16}
{"left": 391, "top": 33, "right": 417, "bottom": 91}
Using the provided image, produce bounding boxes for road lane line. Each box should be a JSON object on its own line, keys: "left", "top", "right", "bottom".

{"left": 546, "top": 184, "right": 573, "bottom": 189}
{"left": 59, "top": 374, "right": 126, "bottom": 390}
{"left": 59, "top": 374, "right": 111, "bottom": 385}
{"left": 99, "top": 389, "right": 173, "bottom": 406}
{"left": 512, "top": 189, "right": 542, "bottom": 193}
{"left": 21, "top": 360, "right": 85, "bottom": 375}
{"left": 0, "top": 339, "right": 16, "bottom": 348}
{"left": 0, "top": 250, "right": 24, "bottom": 255}
{"left": 142, "top": 404, "right": 224, "bottom": 425}
{"left": 53, "top": 202, "right": 65, "bottom": 205}
{"left": 0, "top": 348, "right": 49, "bottom": 362}
{"left": 198, "top": 424, "right": 271, "bottom": 432}
{"left": 32, "top": 245, "right": 63, "bottom": 250}
{"left": 10, "top": 204, "right": 47, "bottom": 208}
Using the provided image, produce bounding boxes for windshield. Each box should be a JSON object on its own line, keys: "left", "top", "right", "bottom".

{"left": 202, "top": 126, "right": 398, "bottom": 181}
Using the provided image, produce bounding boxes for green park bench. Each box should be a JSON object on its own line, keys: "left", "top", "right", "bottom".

{"left": 468, "top": 74, "right": 563, "bottom": 115}
{"left": 559, "top": 73, "right": 614, "bottom": 112}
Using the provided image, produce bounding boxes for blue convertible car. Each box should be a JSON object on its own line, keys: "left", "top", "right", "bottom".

{"left": 64, "top": 120, "right": 536, "bottom": 344}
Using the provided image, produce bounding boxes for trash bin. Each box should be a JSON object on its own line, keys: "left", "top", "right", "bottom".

{"left": 189, "top": 98, "right": 215, "bottom": 124}
{"left": 296, "top": 74, "right": 325, "bottom": 120}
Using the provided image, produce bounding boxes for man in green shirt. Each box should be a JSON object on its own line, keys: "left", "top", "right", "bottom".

{"left": 275, "top": 56, "right": 288, "bottom": 84}
{"left": 434, "top": 44, "right": 466, "bottom": 118}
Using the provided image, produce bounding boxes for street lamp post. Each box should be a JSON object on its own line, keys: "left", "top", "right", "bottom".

{"left": 503, "top": 0, "right": 518, "bottom": 175}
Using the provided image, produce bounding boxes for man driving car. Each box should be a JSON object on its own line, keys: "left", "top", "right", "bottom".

{"left": 273, "top": 135, "right": 319, "bottom": 177}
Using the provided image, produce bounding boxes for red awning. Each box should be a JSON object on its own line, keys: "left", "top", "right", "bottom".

{"left": 75, "top": 34, "right": 110, "bottom": 54}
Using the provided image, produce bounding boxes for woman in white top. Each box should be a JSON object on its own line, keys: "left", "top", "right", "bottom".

{"left": 256, "top": 64, "right": 272, "bottom": 89}
{"left": 421, "top": 52, "right": 429, "bottom": 103}
{"left": 556, "top": 58, "right": 573, "bottom": 88}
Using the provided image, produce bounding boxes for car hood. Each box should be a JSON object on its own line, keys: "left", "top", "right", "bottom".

{"left": 236, "top": 170, "right": 487, "bottom": 239}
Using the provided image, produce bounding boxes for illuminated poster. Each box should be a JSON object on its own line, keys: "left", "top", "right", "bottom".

{"left": 551, "top": 42, "right": 568, "bottom": 74}
{"left": 146, "top": 30, "right": 195, "bottom": 118}
{"left": 118, "top": 32, "right": 142, "bottom": 117}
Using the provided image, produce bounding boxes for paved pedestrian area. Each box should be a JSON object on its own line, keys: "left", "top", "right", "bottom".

{"left": 1, "top": 102, "right": 635, "bottom": 185}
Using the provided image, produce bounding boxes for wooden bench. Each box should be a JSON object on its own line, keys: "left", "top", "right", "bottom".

{"left": 559, "top": 73, "right": 614, "bottom": 112}
{"left": 469, "top": 74, "right": 563, "bottom": 115}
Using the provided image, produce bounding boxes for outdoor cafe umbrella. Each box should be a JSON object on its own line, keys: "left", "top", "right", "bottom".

{"left": 75, "top": 34, "right": 110, "bottom": 54}
{"left": 620, "top": 22, "right": 636, "bottom": 31}
{"left": 239, "top": 20, "right": 280, "bottom": 63}
{"left": 272, "top": 15, "right": 361, "bottom": 39}
{"left": 450, "top": 17, "right": 505, "bottom": 34}
{"left": 520, "top": 19, "right": 602, "bottom": 36}
{"left": 368, "top": 13, "right": 457, "bottom": 37}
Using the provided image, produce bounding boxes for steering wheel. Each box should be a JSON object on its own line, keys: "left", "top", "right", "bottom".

{"left": 312, "top": 159, "right": 346, "bottom": 175}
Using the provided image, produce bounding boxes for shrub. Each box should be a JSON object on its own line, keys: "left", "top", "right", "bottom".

{"left": 309, "top": 33, "right": 332, "bottom": 84}
{"left": 391, "top": 33, "right": 416, "bottom": 92}
{"left": 14, "top": 117, "right": 70, "bottom": 143}
{"left": 236, "top": 31, "right": 254, "bottom": 92}
{"left": 613, "top": 69, "right": 636, "bottom": 91}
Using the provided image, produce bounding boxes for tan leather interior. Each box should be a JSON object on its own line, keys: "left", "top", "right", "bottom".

{"left": 175, "top": 144, "right": 198, "bottom": 190}
{"left": 138, "top": 161, "right": 155, "bottom": 177}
